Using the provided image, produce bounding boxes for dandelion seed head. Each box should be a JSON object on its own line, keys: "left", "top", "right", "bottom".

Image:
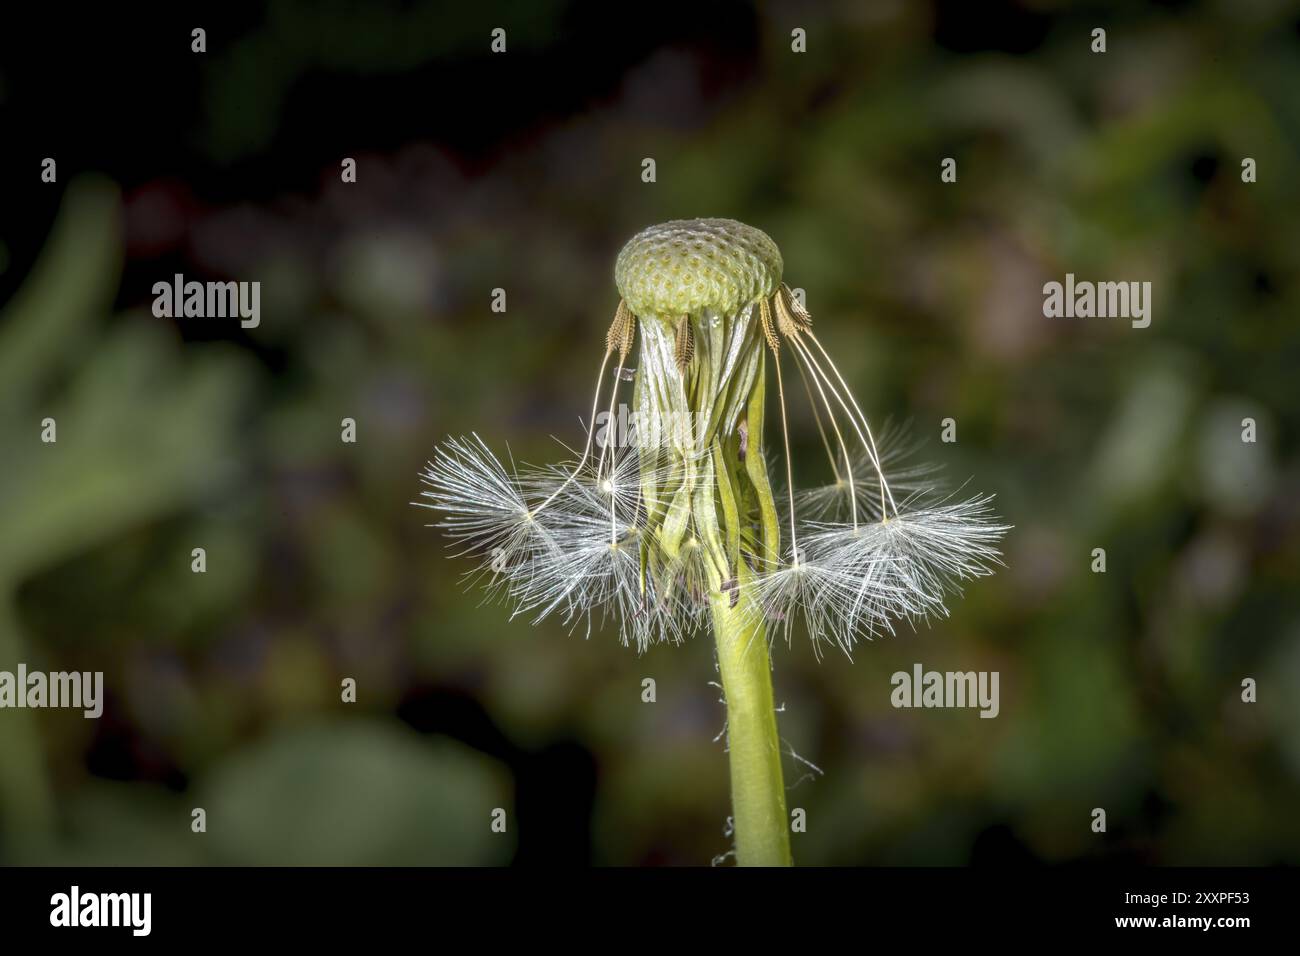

{"left": 418, "top": 220, "right": 1010, "bottom": 658}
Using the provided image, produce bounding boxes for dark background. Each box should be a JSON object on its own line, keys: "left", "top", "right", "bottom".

{"left": 0, "top": 0, "right": 1297, "bottom": 865}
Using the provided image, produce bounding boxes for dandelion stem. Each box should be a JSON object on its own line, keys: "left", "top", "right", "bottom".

{"left": 710, "top": 564, "right": 790, "bottom": 867}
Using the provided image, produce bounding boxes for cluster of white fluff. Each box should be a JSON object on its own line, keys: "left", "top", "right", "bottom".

{"left": 752, "top": 493, "right": 1008, "bottom": 658}
{"left": 418, "top": 427, "right": 1008, "bottom": 656}
{"left": 419, "top": 435, "right": 686, "bottom": 650}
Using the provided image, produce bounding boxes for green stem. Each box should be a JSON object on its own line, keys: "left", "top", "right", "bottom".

{"left": 710, "top": 567, "right": 790, "bottom": 866}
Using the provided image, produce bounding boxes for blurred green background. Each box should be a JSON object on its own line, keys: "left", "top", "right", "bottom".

{"left": 1, "top": 0, "right": 1298, "bottom": 865}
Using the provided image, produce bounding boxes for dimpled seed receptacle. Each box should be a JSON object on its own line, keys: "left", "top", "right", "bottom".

{"left": 614, "top": 218, "right": 784, "bottom": 319}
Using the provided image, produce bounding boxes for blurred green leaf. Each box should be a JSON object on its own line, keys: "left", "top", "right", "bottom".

{"left": 199, "top": 719, "right": 514, "bottom": 865}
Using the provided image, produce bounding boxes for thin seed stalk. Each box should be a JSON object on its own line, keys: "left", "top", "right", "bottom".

{"left": 710, "top": 564, "right": 790, "bottom": 867}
